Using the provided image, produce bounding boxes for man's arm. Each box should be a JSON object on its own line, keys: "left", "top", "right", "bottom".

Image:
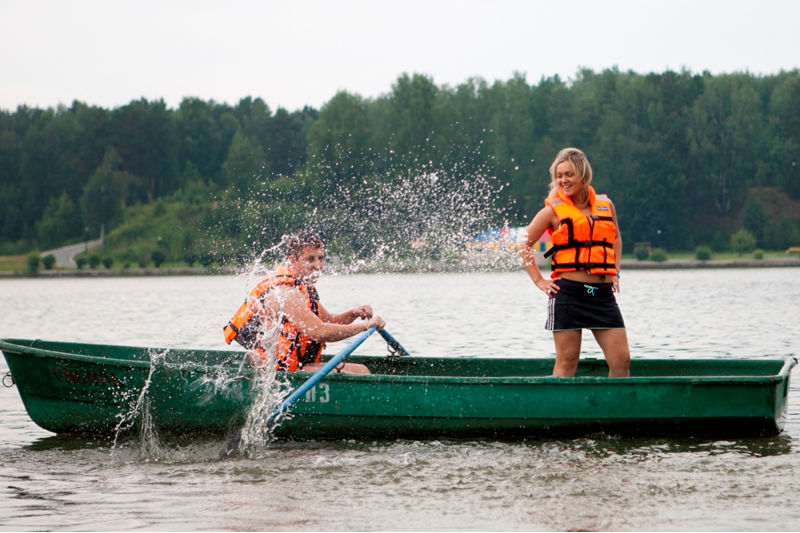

{"left": 270, "top": 288, "right": 382, "bottom": 342}
{"left": 318, "top": 303, "right": 374, "bottom": 325}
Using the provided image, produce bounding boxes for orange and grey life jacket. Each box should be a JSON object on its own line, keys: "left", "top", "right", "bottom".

{"left": 223, "top": 265, "right": 324, "bottom": 371}
{"left": 543, "top": 186, "right": 618, "bottom": 278}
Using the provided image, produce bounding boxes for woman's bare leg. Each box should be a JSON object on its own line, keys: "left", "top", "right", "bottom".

{"left": 552, "top": 330, "right": 582, "bottom": 376}
{"left": 592, "top": 328, "right": 630, "bottom": 377}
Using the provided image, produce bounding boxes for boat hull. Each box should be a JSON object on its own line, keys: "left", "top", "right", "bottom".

{"left": 1, "top": 338, "right": 795, "bottom": 439}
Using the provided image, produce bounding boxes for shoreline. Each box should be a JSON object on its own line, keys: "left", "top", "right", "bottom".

{"left": 2, "top": 257, "right": 799, "bottom": 278}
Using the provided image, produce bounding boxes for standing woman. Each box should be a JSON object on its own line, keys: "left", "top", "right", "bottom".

{"left": 520, "top": 148, "right": 630, "bottom": 377}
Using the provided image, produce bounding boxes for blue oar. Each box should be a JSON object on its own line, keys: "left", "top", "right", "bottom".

{"left": 269, "top": 325, "right": 377, "bottom": 424}
{"left": 378, "top": 328, "right": 410, "bottom": 356}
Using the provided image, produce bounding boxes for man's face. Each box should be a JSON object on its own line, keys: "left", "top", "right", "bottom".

{"left": 290, "top": 246, "right": 324, "bottom": 283}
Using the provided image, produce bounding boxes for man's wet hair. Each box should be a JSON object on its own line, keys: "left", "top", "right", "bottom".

{"left": 285, "top": 231, "right": 323, "bottom": 259}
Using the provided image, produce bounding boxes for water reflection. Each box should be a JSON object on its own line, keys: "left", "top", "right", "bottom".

{"left": 25, "top": 435, "right": 111, "bottom": 452}
{"left": 19, "top": 429, "right": 798, "bottom": 468}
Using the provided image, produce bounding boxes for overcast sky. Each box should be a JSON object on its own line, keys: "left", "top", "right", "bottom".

{"left": 2, "top": 0, "right": 799, "bottom": 113}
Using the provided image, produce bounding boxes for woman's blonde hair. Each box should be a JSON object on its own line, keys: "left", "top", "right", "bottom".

{"left": 548, "top": 147, "right": 593, "bottom": 197}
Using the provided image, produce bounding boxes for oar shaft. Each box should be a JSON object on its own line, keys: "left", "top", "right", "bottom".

{"left": 271, "top": 326, "right": 377, "bottom": 421}
{"left": 378, "top": 328, "right": 410, "bottom": 356}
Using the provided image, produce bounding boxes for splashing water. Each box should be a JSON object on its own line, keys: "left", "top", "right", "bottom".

{"left": 100, "top": 250, "right": 306, "bottom": 461}
{"left": 322, "top": 170, "right": 510, "bottom": 271}
{"left": 201, "top": 147, "right": 515, "bottom": 274}
{"left": 137, "top": 396, "right": 162, "bottom": 461}
{"left": 216, "top": 263, "right": 302, "bottom": 458}
{"left": 111, "top": 348, "right": 170, "bottom": 461}
{"left": 105, "top": 326, "right": 293, "bottom": 461}
{"left": 106, "top": 149, "right": 518, "bottom": 461}
{"left": 234, "top": 360, "right": 291, "bottom": 458}
{"left": 179, "top": 147, "right": 520, "bottom": 456}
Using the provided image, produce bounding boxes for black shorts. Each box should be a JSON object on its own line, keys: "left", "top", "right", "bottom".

{"left": 545, "top": 278, "right": 625, "bottom": 331}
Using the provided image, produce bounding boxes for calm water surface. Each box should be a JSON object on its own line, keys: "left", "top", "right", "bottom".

{"left": 1, "top": 268, "right": 799, "bottom": 531}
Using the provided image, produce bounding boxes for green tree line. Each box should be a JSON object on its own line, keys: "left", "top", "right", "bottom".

{"left": 1, "top": 68, "right": 799, "bottom": 263}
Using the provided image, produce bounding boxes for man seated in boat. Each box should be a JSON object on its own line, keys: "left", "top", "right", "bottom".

{"left": 223, "top": 231, "right": 384, "bottom": 374}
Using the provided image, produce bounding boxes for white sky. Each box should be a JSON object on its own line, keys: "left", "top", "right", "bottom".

{"left": 2, "top": 0, "right": 799, "bottom": 113}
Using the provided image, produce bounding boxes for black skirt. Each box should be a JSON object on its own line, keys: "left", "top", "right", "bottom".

{"left": 545, "top": 278, "right": 625, "bottom": 331}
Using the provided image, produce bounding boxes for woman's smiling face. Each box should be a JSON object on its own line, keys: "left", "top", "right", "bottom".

{"left": 555, "top": 160, "right": 583, "bottom": 198}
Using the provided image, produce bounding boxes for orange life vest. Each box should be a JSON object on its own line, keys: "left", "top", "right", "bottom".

{"left": 223, "top": 265, "right": 324, "bottom": 371}
{"left": 543, "top": 186, "right": 618, "bottom": 278}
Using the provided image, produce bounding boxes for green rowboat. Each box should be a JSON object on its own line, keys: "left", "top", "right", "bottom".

{"left": 1, "top": 338, "right": 795, "bottom": 439}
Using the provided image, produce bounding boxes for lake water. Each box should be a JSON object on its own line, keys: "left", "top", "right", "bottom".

{"left": 1, "top": 268, "right": 799, "bottom": 531}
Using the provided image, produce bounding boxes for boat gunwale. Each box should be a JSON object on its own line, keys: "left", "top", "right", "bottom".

{"left": 1, "top": 338, "right": 795, "bottom": 387}
{"left": 0, "top": 338, "right": 157, "bottom": 371}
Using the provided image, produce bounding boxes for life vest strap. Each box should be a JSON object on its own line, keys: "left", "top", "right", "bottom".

{"left": 552, "top": 260, "right": 616, "bottom": 271}
{"left": 544, "top": 239, "right": 614, "bottom": 258}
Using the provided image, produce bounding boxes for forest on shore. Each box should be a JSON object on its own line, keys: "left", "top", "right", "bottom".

{"left": 1, "top": 68, "right": 799, "bottom": 269}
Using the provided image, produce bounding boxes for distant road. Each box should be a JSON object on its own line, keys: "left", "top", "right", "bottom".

{"left": 41, "top": 239, "right": 103, "bottom": 268}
